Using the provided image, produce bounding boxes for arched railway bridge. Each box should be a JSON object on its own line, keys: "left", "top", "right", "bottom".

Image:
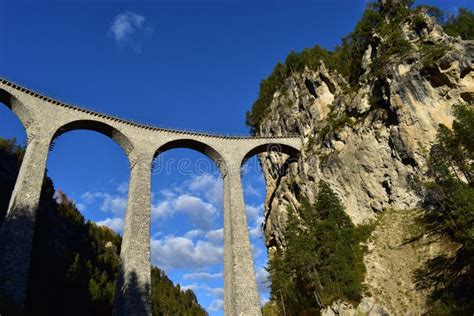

{"left": 0, "top": 78, "right": 301, "bottom": 315}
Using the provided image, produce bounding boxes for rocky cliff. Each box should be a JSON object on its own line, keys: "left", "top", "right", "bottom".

{"left": 254, "top": 3, "right": 473, "bottom": 314}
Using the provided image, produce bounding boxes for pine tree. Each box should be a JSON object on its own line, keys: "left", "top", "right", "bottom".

{"left": 268, "top": 181, "right": 371, "bottom": 314}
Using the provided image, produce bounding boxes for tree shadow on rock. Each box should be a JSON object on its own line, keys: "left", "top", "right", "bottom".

{"left": 414, "top": 249, "right": 474, "bottom": 314}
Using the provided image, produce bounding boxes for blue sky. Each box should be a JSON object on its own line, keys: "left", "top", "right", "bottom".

{"left": 1, "top": 0, "right": 472, "bottom": 314}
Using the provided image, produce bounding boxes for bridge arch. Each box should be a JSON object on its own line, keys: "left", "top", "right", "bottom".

{"left": 236, "top": 141, "right": 300, "bottom": 308}
{"left": 241, "top": 141, "right": 300, "bottom": 167}
{"left": 154, "top": 138, "right": 226, "bottom": 173}
{"left": 0, "top": 88, "right": 33, "bottom": 130}
{"left": 150, "top": 138, "right": 227, "bottom": 308}
{"left": 52, "top": 119, "right": 134, "bottom": 159}
{"left": 29, "top": 127, "right": 132, "bottom": 315}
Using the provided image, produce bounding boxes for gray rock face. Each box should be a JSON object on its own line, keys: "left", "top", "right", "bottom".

{"left": 321, "top": 298, "right": 389, "bottom": 316}
{"left": 256, "top": 12, "right": 473, "bottom": 314}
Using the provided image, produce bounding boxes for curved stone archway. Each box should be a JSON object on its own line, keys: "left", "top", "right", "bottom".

{"left": 0, "top": 88, "right": 33, "bottom": 131}
{"left": 155, "top": 138, "right": 226, "bottom": 173}
{"left": 241, "top": 141, "right": 300, "bottom": 167}
{"left": 53, "top": 119, "right": 135, "bottom": 158}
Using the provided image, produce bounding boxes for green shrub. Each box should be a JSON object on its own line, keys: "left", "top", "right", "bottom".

{"left": 420, "top": 42, "right": 450, "bottom": 66}
{"left": 443, "top": 9, "right": 474, "bottom": 40}
{"left": 246, "top": 46, "right": 334, "bottom": 132}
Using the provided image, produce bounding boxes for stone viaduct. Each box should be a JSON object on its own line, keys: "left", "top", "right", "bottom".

{"left": 0, "top": 78, "right": 301, "bottom": 315}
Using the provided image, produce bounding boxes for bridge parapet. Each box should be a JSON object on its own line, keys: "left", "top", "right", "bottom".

{"left": 0, "top": 78, "right": 300, "bottom": 140}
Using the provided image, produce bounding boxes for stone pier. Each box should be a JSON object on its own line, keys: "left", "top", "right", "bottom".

{"left": 0, "top": 128, "right": 53, "bottom": 309}
{"left": 223, "top": 163, "right": 261, "bottom": 315}
{"left": 113, "top": 148, "right": 154, "bottom": 315}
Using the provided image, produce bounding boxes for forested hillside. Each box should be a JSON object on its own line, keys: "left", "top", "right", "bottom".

{"left": 0, "top": 137, "right": 207, "bottom": 315}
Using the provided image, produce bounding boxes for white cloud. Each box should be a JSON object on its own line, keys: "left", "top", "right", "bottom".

{"left": 244, "top": 183, "right": 262, "bottom": 197}
{"left": 151, "top": 235, "right": 223, "bottom": 269}
{"left": 246, "top": 204, "right": 265, "bottom": 240}
{"left": 100, "top": 195, "right": 127, "bottom": 216}
{"left": 208, "top": 299, "right": 224, "bottom": 312}
{"left": 151, "top": 200, "right": 172, "bottom": 219}
{"left": 80, "top": 191, "right": 127, "bottom": 216}
{"left": 184, "top": 229, "right": 205, "bottom": 239}
{"left": 249, "top": 224, "right": 262, "bottom": 239}
{"left": 151, "top": 231, "right": 163, "bottom": 239}
{"left": 76, "top": 203, "right": 86, "bottom": 212}
{"left": 81, "top": 191, "right": 106, "bottom": 204}
{"left": 110, "top": 12, "right": 145, "bottom": 42}
{"left": 150, "top": 173, "right": 222, "bottom": 228}
{"left": 152, "top": 193, "right": 217, "bottom": 229}
{"left": 182, "top": 272, "right": 223, "bottom": 281}
{"left": 117, "top": 182, "right": 129, "bottom": 194}
{"left": 246, "top": 204, "right": 264, "bottom": 223}
{"left": 251, "top": 243, "right": 263, "bottom": 258}
{"left": 96, "top": 217, "right": 124, "bottom": 233}
{"left": 173, "top": 194, "right": 217, "bottom": 229}
{"left": 109, "top": 11, "right": 153, "bottom": 52}
{"left": 187, "top": 173, "right": 215, "bottom": 191}
{"left": 187, "top": 174, "right": 223, "bottom": 205}
{"left": 255, "top": 266, "right": 270, "bottom": 293}
{"left": 208, "top": 287, "right": 224, "bottom": 298}
{"left": 160, "top": 189, "right": 176, "bottom": 200}
{"left": 205, "top": 228, "right": 223, "bottom": 245}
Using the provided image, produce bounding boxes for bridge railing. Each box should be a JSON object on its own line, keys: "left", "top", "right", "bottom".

{"left": 0, "top": 78, "right": 300, "bottom": 140}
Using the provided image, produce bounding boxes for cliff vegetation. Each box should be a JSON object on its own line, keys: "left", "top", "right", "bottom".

{"left": 267, "top": 181, "right": 374, "bottom": 315}
{"left": 246, "top": 1, "right": 473, "bottom": 132}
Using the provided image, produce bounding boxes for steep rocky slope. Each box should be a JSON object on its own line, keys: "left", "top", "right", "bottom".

{"left": 254, "top": 3, "right": 473, "bottom": 314}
